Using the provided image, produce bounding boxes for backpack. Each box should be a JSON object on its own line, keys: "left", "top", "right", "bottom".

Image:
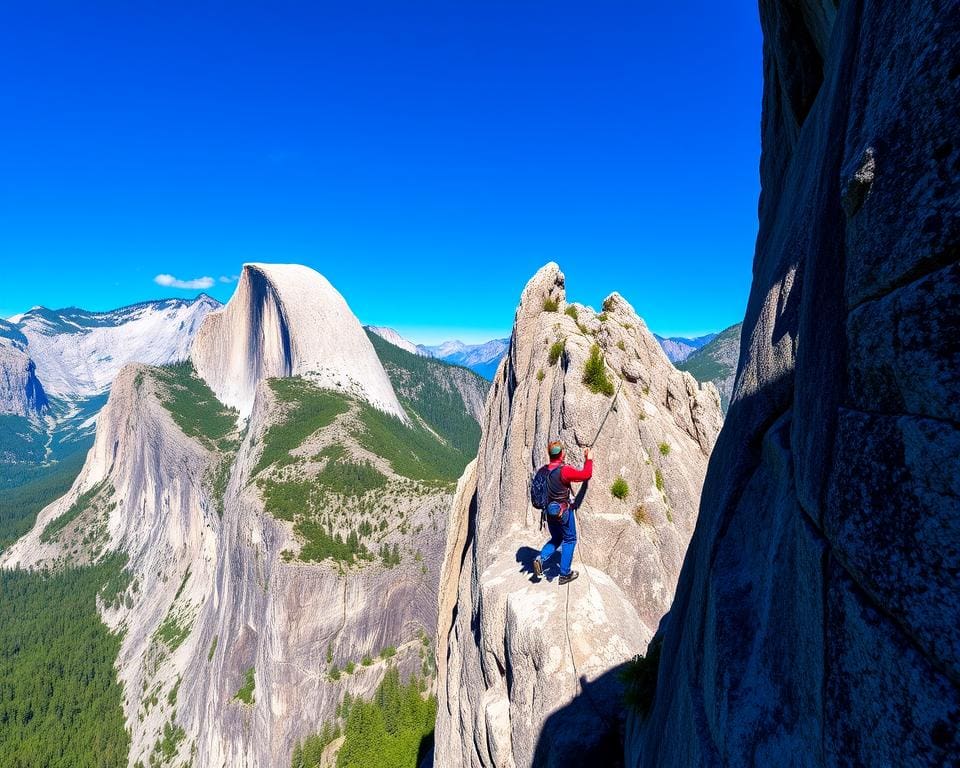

{"left": 531, "top": 465, "right": 558, "bottom": 510}
{"left": 532, "top": 465, "right": 566, "bottom": 530}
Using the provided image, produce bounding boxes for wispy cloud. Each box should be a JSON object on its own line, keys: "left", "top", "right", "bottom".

{"left": 154, "top": 273, "right": 215, "bottom": 290}
{"left": 218, "top": 275, "right": 240, "bottom": 284}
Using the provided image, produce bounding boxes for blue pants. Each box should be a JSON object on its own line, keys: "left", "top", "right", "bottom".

{"left": 540, "top": 507, "right": 577, "bottom": 577}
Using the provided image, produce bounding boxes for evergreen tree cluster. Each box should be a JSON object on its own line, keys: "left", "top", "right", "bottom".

{"left": 291, "top": 668, "right": 436, "bottom": 768}
{"left": 0, "top": 558, "right": 130, "bottom": 767}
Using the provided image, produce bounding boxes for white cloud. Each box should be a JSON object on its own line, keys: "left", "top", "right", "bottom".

{"left": 218, "top": 275, "right": 240, "bottom": 284}
{"left": 154, "top": 273, "right": 215, "bottom": 290}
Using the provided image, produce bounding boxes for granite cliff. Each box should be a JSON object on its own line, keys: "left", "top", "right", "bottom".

{"left": 434, "top": 264, "right": 722, "bottom": 767}
{"left": 632, "top": 2, "right": 960, "bottom": 765}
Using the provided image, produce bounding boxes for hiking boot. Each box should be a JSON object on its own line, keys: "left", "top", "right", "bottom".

{"left": 532, "top": 557, "right": 543, "bottom": 579}
{"left": 558, "top": 570, "right": 579, "bottom": 585}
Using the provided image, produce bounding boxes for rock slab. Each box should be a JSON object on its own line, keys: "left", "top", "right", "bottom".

{"left": 634, "top": 2, "right": 960, "bottom": 766}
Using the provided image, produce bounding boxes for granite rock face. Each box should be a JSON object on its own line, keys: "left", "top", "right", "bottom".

{"left": 435, "top": 264, "right": 722, "bottom": 768}
{"left": 633, "top": 2, "right": 960, "bottom": 766}
{"left": 0, "top": 321, "right": 47, "bottom": 417}
{"left": 192, "top": 263, "right": 406, "bottom": 421}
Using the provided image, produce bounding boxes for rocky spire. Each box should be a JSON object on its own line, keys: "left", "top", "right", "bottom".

{"left": 434, "top": 262, "right": 722, "bottom": 767}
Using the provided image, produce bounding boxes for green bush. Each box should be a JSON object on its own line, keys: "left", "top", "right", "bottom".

{"left": 150, "top": 719, "right": 186, "bottom": 765}
{"left": 234, "top": 667, "right": 256, "bottom": 705}
{"left": 548, "top": 339, "right": 565, "bottom": 366}
{"left": 617, "top": 340, "right": 626, "bottom": 351}
{"left": 361, "top": 655, "right": 373, "bottom": 667}
{"left": 353, "top": 401, "right": 467, "bottom": 484}
{"left": 602, "top": 296, "right": 616, "bottom": 313}
{"left": 582, "top": 344, "right": 614, "bottom": 396}
{"left": 153, "top": 608, "right": 191, "bottom": 653}
{"left": 564, "top": 305, "right": 579, "bottom": 320}
{"left": 542, "top": 297, "right": 559, "bottom": 312}
{"left": 655, "top": 468, "right": 665, "bottom": 492}
{"left": 536, "top": 369, "right": 545, "bottom": 382}
{"left": 297, "top": 518, "right": 372, "bottom": 565}
{"left": 619, "top": 639, "right": 662, "bottom": 715}
{"left": 658, "top": 442, "right": 671, "bottom": 456}
{"left": 380, "top": 646, "right": 397, "bottom": 659}
{"left": 292, "top": 669, "right": 436, "bottom": 767}
{"left": 259, "top": 478, "right": 314, "bottom": 523}
{"left": 208, "top": 635, "right": 218, "bottom": 662}
{"left": 380, "top": 543, "right": 401, "bottom": 567}
{"left": 292, "top": 722, "right": 342, "bottom": 768}
{"left": 344, "top": 661, "right": 356, "bottom": 675}
{"left": 611, "top": 476, "right": 629, "bottom": 500}
{"left": 98, "top": 556, "right": 132, "bottom": 609}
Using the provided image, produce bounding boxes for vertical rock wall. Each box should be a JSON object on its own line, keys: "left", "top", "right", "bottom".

{"left": 635, "top": 2, "right": 960, "bottom": 765}
{"left": 435, "top": 264, "right": 722, "bottom": 768}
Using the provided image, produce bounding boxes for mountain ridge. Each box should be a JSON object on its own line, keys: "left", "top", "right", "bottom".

{"left": 1, "top": 262, "right": 488, "bottom": 767}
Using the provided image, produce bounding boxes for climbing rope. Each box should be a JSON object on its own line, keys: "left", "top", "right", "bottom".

{"left": 546, "top": 356, "right": 627, "bottom": 727}
{"left": 558, "top": 494, "right": 622, "bottom": 731}
{"left": 586, "top": 377, "right": 623, "bottom": 448}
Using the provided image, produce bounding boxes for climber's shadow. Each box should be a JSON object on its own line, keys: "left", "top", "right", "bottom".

{"left": 516, "top": 545, "right": 543, "bottom": 581}
{"left": 531, "top": 663, "right": 630, "bottom": 768}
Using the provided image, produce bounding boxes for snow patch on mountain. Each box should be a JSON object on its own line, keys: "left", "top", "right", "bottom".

{"left": 15, "top": 296, "right": 220, "bottom": 399}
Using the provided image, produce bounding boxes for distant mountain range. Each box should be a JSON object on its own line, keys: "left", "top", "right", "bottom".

{"left": 653, "top": 332, "right": 718, "bottom": 363}
{"left": 367, "top": 326, "right": 734, "bottom": 381}
{"left": 366, "top": 326, "right": 510, "bottom": 380}
{"left": 676, "top": 323, "right": 742, "bottom": 411}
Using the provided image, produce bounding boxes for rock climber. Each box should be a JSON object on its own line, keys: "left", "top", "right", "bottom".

{"left": 532, "top": 440, "right": 592, "bottom": 585}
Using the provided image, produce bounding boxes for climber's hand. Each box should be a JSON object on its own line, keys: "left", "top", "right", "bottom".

{"left": 584, "top": 448, "right": 591, "bottom": 461}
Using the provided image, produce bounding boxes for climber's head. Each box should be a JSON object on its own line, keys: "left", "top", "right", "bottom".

{"left": 548, "top": 440, "right": 564, "bottom": 462}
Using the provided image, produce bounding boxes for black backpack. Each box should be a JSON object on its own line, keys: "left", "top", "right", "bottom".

{"left": 531, "top": 465, "right": 558, "bottom": 510}
{"left": 531, "top": 466, "right": 564, "bottom": 529}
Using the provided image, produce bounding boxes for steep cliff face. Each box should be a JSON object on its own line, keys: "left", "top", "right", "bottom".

{"left": 0, "top": 321, "right": 47, "bottom": 417}
{"left": 192, "top": 263, "right": 406, "bottom": 421}
{"left": 635, "top": 2, "right": 960, "bottom": 766}
{"left": 435, "top": 264, "right": 722, "bottom": 768}
{"left": 3, "top": 264, "right": 484, "bottom": 767}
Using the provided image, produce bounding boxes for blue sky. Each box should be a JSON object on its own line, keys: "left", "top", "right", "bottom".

{"left": 0, "top": 2, "right": 762, "bottom": 343}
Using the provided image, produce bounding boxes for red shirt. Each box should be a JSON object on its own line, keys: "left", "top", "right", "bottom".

{"left": 548, "top": 458, "right": 593, "bottom": 485}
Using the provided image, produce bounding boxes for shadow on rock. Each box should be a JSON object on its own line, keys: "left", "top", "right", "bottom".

{"left": 531, "top": 663, "right": 631, "bottom": 768}
{"left": 515, "top": 545, "right": 542, "bottom": 582}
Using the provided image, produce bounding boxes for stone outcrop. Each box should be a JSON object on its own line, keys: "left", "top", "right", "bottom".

{"left": 0, "top": 321, "right": 47, "bottom": 417}
{"left": 192, "top": 263, "right": 406, "bottom": 421}
{"left": 634, "top": 2, "right": 960, "bottom": 766}
{"left": 435, "top": 263, "right": 722, "bottom": 768}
